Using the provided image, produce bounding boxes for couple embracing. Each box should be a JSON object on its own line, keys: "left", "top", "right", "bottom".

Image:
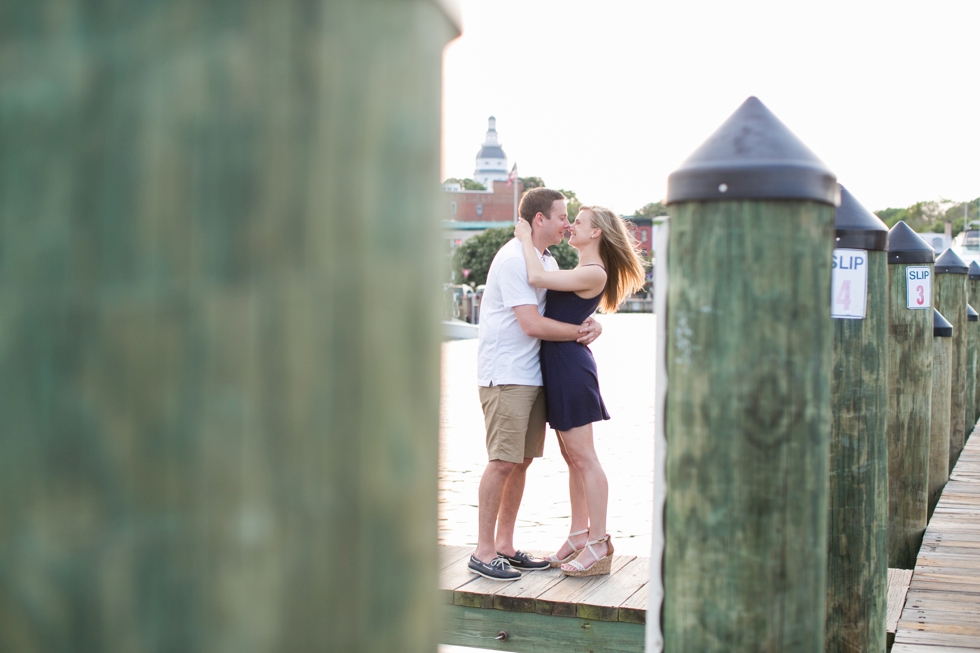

{"left": 468, "top": 187, "right": 646, "bottom": 582}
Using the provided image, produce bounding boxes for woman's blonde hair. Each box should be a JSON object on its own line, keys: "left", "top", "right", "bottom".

{"left": 578, "top": 206, "right": 647, "bottom": 313}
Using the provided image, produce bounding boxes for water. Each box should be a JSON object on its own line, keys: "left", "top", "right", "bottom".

{"left": 438, "top": 313, "right": 656, "bottom": 558}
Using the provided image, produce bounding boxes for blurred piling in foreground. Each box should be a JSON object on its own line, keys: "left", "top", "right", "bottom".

{"left": 0, "top": 2, "right": 458, "bottom": 651}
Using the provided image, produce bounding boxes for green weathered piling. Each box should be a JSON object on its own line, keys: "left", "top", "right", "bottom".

{"left": 935, "top": 248, "right": 969, "bottom": 469}
{"left": 967, "top": 305, "right": 979, "bottom": 440}
{"left": 664, "top": 97, "right": 837, "bottom": 652}
{"left": 825, "top": 186, "right": 889, "bottom": 653}
{"left": 970, "top": 262, "right": 980, "bottom": 424}
{"left": 886, "top": 221, "right": 935, "bottom": 569}
{"left": 929, "top": 310, "right": 954, "bottom": 518}
{"left": 0, "top": 2, "right": 459, "bottom": 652}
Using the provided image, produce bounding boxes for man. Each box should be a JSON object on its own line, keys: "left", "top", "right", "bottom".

{"left": 468, "top": 188, "right": 601, "bottom": 581}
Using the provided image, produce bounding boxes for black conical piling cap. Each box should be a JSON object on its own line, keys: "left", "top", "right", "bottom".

{"left": 935, "top": 309, "right": 953, "bottom": 337}
{"left": 969, "top": 305, "right": 979, "bottom": 323}
{"left": 887, "top": 221, "right": 935, "bottom": 264}
{"left": 936, "top": 248, "right": 969, "bottom": 274}
{"left": 835, "top": 184, "right": 888, "bottom": 250}
{"left": 969, "top": 261, "right": 980, "bottom": 280}
{"left": 665, "top": 97, "right": 838, "bottom": 205}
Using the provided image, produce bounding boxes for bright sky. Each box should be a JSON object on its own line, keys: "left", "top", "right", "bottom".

{"left": 442, "top": 0, "right": 980, "bottom": 216}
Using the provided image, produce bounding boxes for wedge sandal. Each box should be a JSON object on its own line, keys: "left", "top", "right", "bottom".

{"left": 560, "top": 535, "right": 613, "bottom": 577}
{"left": 547, "top": 528, "right": 589, "bottom": 568}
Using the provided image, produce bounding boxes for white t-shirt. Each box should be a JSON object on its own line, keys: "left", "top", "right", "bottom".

{"left": 477, "top": 238, "right": 559, "bottom": 387}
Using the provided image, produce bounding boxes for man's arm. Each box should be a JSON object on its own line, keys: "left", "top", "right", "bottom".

{"left": 513, "top": 305, "right": 602, "bottom": 345}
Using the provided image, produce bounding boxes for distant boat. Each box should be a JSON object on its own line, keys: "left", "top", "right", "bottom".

{"left": 442, "top": 319, "right": 479, "bottom": 340}
{"left": 951, "top": 221, "right": 980, "bottom": 267}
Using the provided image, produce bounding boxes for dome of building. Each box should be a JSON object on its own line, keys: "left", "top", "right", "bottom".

{"left": 474, "top": 116, "right": 509, "bottom": 188}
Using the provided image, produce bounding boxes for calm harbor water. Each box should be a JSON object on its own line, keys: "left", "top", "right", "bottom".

{"left": 438, "top": 312, "right": 656, "bottom": 558}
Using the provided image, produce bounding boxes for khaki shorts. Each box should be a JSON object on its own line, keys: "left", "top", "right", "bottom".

{"left": 478, "top": 384, "right": 547, "bottom": 463}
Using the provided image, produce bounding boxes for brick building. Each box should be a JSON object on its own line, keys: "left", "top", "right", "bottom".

{"left": 630, "top": 216, "right": 654, "bottom": 256}
{"left": 442, "top": 179, "right": 523, "bottom": 223}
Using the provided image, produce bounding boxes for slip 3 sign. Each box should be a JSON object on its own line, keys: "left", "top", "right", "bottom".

{"left": 832, "top": 249, "right": 868, "bottom": 319}
{"left": 905, "top": 266, "right": 931, "bottom": 310}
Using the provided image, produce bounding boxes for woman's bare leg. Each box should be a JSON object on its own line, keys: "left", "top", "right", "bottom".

{"left": 559, "top": 423, "right": 610, "bottom": 567}
{"left": 553, "top": 431, "right": 589, "bottom": 559}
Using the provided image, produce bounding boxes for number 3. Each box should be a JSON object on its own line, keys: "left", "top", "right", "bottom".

{"left": 916, "top": 285, "right": 925, "bottom": 305}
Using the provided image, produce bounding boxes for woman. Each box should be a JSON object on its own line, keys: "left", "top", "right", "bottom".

{"left": 513, "top": 205, "right": 646, "bottom": 576}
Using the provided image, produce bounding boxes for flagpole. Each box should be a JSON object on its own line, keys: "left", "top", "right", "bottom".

{"left": 512, "top": 163, "right": 518, "bottom": 224}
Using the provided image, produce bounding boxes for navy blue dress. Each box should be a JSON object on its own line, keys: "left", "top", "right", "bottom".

{"left": 540, "top": 288, "right": 611, "bottom": 431}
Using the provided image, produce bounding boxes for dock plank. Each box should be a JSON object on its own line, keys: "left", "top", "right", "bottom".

{"left": 533, "top": 554, "right": 637, "bottom": 619}
{"left": 894, "top": 425, "right": 980, "bottom": 651}
{"left": 888, "top": 568, "right": 914, "bottom": 634}
{"left": 572, "top": 556, "right": 650, "bottom": 622}
{"left": 618, "top": 581, "right": 649, "bottom": 625}
{"left": 892, "top": 646, "right": 980, "bottom": 652}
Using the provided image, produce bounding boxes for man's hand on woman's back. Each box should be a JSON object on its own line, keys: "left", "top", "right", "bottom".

{"left": 577, "top": 317, "right": 601, "bottom": 345}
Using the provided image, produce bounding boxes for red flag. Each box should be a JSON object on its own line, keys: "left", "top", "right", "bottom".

{"left": 505, "top": 163, "right": 517, "bottom": 189}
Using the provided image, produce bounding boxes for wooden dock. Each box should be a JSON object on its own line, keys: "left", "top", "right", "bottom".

{"left": 440, "top": 547, "right": 914, "bottom": 651}
{"left": 893, "top": 429, "right": 980, "bottom": 652}
{"left": 440, "top": 545, "right": 648, "bottom": 652}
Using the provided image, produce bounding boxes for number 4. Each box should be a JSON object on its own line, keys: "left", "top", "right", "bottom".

{"left": 836, "top": 280, "right": 851, "bottom": 310}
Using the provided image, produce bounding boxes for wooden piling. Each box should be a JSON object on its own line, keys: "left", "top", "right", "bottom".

{"left": 929, "top": 309, "right": 953, "bottom": 518}
{"left": 934, "top": 248, "right": 969, "bottom": 469}
{"left": 970, "top": 262, "right": 980, "bottom": 424}
{"left": 0, "top": 2, "right": 459, "bottom": 652}
{"left": 967, "top": 304, "right": 979, "bottom": 440}
{"left": 886, "top": 221, "right": 935, "bottom": 569}
{"left": 664, "top": 97, "right": 837, "bottom": 652}
{"left": 825, "top": 185, "right": 889, "bottom": 653}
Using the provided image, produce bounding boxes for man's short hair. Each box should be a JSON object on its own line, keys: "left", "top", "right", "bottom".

{"left": 519, "top": 188, "right": 566, "bottom": 222}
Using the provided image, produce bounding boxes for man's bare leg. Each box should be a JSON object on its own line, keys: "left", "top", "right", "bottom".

{"left": 495, "top": 458, "right": 533, "bottom": 557}
{"left": 474, "top": 459, "right": 517, "bottom": 563}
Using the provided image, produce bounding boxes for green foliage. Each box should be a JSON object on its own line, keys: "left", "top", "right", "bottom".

{"left": 519, "top": 176, "right": 545, "bottom": 192}
{"left": 443, "top": 177, "right": 486, "bottom": 191}
{"left": 550, "top": 239, "right": 580, "bottom": 271}
{"left": 451, "top": 226, "right": 579, "bottom": 287}
{"left": 634, "top": 201, "right": 669, "bottom": 218}
{"left": 874, "top": 198, "right": 980, "bottom": 235}
{"left": 558, "top": 189, "right": 582, "bottom": 221}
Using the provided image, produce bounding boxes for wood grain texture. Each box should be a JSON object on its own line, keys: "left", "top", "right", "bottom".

{"left": 0, "top": 3, "right": 457, "bottom": 652}
{"left": 888, "top": 263, "right": 935, "bottom": 569}
{"left": 664, "top": 200, "right": 834, "bottom": 653}
{"left": 972, "top": 277, "right": 980, "bottom": 425}
{"left": 965, "top": 321, "right": 977, "bottom": 444}
{"left": 894, "top": 430, "right": 980, "bottom": 652}
{"left": 930, "top": 337, "right": 953, "bottom": 517}
{"left": 438, "top": 548, "right": 647, "bottom": 625}
{"left": 440, "top": 604, "right": 645, "bottom": 653}
{"left": 935, "top": 272, "right": 968, "bottom": 467}
{"left": 886, "top": 568, "right": 914, "bottom": 635}
{"left": 826, "top": 249, "right": 889, "bottom": 653}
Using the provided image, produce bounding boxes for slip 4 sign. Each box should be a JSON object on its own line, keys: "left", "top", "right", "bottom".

{"left": 832, "top": 249, "right": 868, "bottom": 319}
{"left": 906, "top": 266, "right": 931, "bottom": 310}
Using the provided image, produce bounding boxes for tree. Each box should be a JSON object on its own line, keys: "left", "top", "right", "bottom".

{"left": 519, "top": 176, "right": 546, "bottom": 192}
{"left": 875, "top": 200, "right": 953, "bottom": 232}
{"left": 558, "top": 189, "right": 582, "bottom": 221}
{"left": 443, "top": 177, "right": 486, "bottom": 191}
{"left": 452, "top": 226, "right": 579, "bottom": 287}
{"left": 634, "top": 201, "right": 669, "bottom": 218}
